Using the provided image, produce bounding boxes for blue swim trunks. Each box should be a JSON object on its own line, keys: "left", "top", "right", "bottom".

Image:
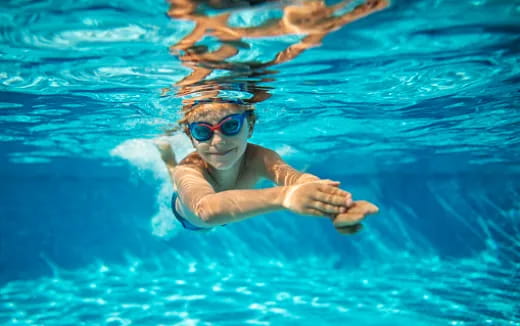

{"left": 171, "top": 193, "right": 209, "bottom": 231}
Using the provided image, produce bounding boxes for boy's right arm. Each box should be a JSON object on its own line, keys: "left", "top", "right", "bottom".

{"left": 173, "top": 165, "right": 348, "bottom": 226}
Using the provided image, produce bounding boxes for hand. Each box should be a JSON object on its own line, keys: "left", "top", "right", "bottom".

{"left": 332, "top": 200, "right": 379, "bottom": 234}
{"left": 282, "top": 180, "right": 352, "bottom": 217}
{"left": 154, "top": 139, "right": 177, "bottom": 167}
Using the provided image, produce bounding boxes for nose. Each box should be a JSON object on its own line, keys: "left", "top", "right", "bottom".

{"left": 210, "top": 130, "right": 226, "bottom": 145}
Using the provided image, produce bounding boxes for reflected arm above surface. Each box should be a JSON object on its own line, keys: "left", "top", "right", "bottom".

{"left": 268, "top": 33, "right": 327, "bottom": 66}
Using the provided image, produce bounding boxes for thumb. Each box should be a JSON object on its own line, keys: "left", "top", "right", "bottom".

{"left": 358, "top": 201, "right": 379, "bottom": 215}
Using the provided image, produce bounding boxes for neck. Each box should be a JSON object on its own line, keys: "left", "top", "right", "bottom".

{"left": 207, "top": 155, "right": 245, "bottom": 189}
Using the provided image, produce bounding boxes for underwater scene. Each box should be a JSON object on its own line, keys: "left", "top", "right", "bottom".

{"left": 0, "top": 0, "right": 519, "bottom": 325}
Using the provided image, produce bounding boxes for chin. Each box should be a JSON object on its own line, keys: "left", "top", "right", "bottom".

{"left": 202, "top": 144, "right": 247, "bottom": 170}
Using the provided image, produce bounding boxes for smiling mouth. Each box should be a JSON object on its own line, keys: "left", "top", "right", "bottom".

{"left": 208, "top": 148, "right": 235, "bottom": 156}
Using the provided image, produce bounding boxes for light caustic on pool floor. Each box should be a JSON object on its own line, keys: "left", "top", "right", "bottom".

{"left": 0, "top": 255, "right": 518, "bottom": 326}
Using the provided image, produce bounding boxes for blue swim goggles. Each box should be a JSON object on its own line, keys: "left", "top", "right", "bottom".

{"left": 188, "top": 111, "right": 252, "bottom": 142}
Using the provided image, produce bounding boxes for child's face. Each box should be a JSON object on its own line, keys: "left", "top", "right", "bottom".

{"left": 187, "top": 104, "right": 252, "bottom": 171}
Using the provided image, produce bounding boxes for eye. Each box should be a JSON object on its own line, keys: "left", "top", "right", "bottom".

{"left": 193, "top": 125, "right": 211, "bottom": 137}
{"left": 222, "top": 119, "right": 240, "bottom": 132}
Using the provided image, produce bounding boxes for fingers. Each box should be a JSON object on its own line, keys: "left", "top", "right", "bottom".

{"left": 316, "top": 180, "right": 340, "bottom": 188}
{"left": 318, "top": 183, "right": 350, "bottom": 197}
{"left": 310, "top": 201, "right": 346, "bottom": 214}
{"left": 314, "top": 185, "right": 353, "bottom": 210}
{"left": 309, "top": 182, "right": 355, "bottom": 215}
{"left": 333, "top": 212, "right": 364, "bottom": 227}
{"left": 316, "top": 179, "right": 339, "bottom": 184}
{"left": 345, "top": 192, "right": 353, "bottom": 206}
{"left": 332, "top": 200, "right": 379, "bottom": 227}
{"left": 304, "top": 207, "right": 332, "bottom": 217}
{"left": 353, "top": 200, "right": 379, "bottom": 214}
{"left": 317, "top": 184, "right": 351, "bottom": 198}
{"left": 312, "top": 191, "right": 351, "bottom": 207}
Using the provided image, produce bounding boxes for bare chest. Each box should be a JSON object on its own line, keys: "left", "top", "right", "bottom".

{"left": 210, "top": 168, "right": 261, "bottom": 192}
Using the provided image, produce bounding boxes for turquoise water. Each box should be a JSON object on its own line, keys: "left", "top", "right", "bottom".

{"left": 1, "top": 0, "right": 519, "bottom": 325}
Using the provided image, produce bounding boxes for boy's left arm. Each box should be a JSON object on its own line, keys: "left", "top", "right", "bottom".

{"left": 256, "top": 146, "right": 321, "bottom": 186}
{"left": 255, "top": 145, "right": 379, "bottom": 233}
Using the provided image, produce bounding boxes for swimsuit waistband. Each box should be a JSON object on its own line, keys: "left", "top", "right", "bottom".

{"left": 171, "top": 193, "right": 210, "bottom": 231}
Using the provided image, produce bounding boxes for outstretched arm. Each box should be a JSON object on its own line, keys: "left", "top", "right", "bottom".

{"left": 267, "top": 33, "right": 327, "bottom": 66}
{"left": 173, "top": 163, "right": 350, "bottom": 227}
{"left": 264, "top": 0, "right": 388, "bottom": 66}
{"left": 259, "top": 146, "right": 379, "bottom": 234}
{"left": 259, "top": 146, "right": 327, "bottom": 185}
{"left": 336, "top": 0, "right": 389, "bottom": 26}
{"left": 170, "top": 13, "right": 232, "bottom": 52}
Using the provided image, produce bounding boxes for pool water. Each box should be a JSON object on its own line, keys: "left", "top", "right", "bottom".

{"left": 1, "top": 0, "right": 519, "bottom": 325}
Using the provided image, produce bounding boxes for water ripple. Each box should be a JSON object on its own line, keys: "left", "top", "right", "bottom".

{"left": 0, "top": 256, "right": 517, "bottom": 325}
{"left": 0, "top": 0, "right": 518, "bottom": 169}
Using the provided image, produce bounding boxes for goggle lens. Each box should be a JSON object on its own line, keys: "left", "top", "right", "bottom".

{"left": 189, "top": 111, "right": 250, "bottom": 141}
{"left": 221, "top": 118, "right": 240, "bottom": 134}
{"left": 192, "top": 124, "right": 212, "bottom": 141}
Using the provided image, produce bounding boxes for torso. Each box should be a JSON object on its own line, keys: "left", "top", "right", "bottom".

{"left": 175, "top": 142, "right": 267, "bottom": 226}
{"left": 214, "top": 143, "right": 263, "bottom": 191}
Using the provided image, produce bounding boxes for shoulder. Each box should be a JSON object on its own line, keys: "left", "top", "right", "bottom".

{"left": 175, "top": 152, "right": 208, "bottom": 178}
{"left": 173, "top": 153, "right": 215, "bottom": 190}
{"left": 244, "top": 143, "right": 284, "bottom": 177}
{"left": 179, "top": 152, "right": 206, "bottom": 169}
{"left": 245, "top": 143, "right": 281, "bottom": 164}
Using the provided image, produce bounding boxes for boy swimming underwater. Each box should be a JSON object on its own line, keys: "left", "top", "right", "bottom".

{"left": 156, "top": 100, "right": 378, "bottom": 234}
